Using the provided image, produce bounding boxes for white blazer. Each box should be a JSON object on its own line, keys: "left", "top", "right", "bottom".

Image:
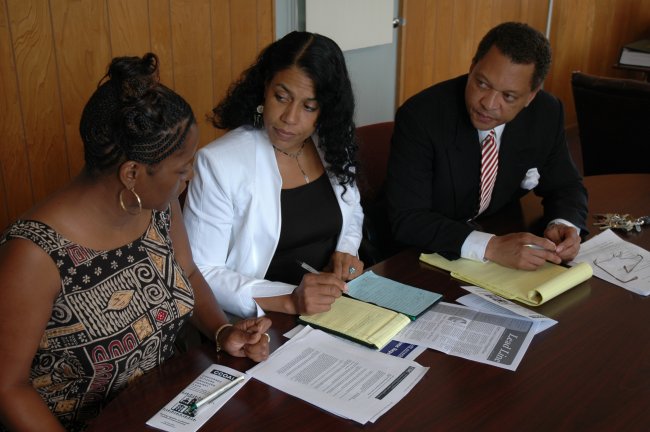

{"left": 183, "top": 127, "right": 364, "bottom": 318}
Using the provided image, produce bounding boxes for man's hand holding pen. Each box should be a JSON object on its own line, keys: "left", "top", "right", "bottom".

{"left": 484, "top": 223, "right": 581, "bottom": 270}
{"left": 543, "top": 223, "right": 581, "bottom": 262}
{"left": 485, "top": 232, "right": 561, "bottom": 270}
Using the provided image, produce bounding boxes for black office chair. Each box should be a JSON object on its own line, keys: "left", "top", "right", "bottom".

{"left": 571, "top": 71, "right": 650, "bottom": 176}
{"left": 355, "top": 121, "right": 403, "bottom": 265}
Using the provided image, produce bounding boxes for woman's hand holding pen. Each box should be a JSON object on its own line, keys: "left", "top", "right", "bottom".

{"left": 327, "top": 252, "right": 364, "bottom": 281}
{"left": 220, "top": 317, "right": 271, "bottom": 362}
{"left": 291, "top": 273, "right": 347, "bottom": 315}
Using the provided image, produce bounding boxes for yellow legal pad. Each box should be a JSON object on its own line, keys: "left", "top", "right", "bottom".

{"left": 298, "top": 296, "right": 411, "bottom": 349}
{"left": 420, "top": 253, "right": 593, "bottom": 306}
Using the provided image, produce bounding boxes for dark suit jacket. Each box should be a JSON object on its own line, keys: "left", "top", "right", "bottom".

{"left": 387, "top": 74, "right": 588, "bottom": 258}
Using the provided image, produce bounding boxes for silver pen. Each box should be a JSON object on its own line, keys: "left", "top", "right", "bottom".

{"left": 188, "top": 375, "right": 245, "bottom": 416}
{"left": 296, "top": 259, "right": 349, "bottom": 294}
{"left": 296, "top": 259, "right": 320, "bottom": 274}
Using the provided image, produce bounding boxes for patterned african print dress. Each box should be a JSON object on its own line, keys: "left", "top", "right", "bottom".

{"left": 0, "top": 209, "right": 194, "bottom": 431}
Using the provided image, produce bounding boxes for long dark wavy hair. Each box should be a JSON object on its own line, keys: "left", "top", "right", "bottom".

{"left": 212, "top": 31, "right": 358, "bottom": 188}
{"left": 80, "top": 53, "right": 195, "bottom": 176}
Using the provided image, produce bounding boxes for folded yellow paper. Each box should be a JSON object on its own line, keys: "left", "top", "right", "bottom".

{"left": 298, "top": 296, "right": 411, "bottom": 349}
{"left": 420, "top": 253, "right": 593, "bottom": 306}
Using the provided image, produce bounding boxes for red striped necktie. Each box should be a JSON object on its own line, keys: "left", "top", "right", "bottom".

{"left": 477, "top": 129, "right": 498, "bottom": 216}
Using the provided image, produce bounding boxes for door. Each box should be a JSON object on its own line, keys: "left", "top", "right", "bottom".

{"left": 276, "top": 0, "right": 400, "bottom": 127}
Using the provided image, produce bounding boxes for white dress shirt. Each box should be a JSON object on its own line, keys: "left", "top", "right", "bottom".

{"left": 461, "top": 124, "right": 578, "bottom": 262}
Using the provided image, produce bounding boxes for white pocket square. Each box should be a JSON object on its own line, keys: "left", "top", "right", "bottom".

{"left": 520, "top": 167, "right": 539, "bottom": 190}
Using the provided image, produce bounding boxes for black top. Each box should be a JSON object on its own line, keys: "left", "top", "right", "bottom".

{"left": 265, "top": 173, "right": 343, "bottom": 285}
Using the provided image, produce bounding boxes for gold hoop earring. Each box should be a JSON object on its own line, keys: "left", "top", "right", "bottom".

{"left": 119, "top": 187, "right": 142, "bottom": 215}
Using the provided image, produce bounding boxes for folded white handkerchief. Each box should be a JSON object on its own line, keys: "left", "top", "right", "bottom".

{"left": 520, "top": 167, "right": 540, "bottom": 190}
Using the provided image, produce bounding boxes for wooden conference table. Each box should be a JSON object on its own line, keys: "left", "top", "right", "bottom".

{"left": 89, "top": 174, "right": 650, "bottom": 431}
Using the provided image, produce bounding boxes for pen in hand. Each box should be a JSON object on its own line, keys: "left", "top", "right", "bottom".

{"left": 188, "top": 375, "right": 246, "bottom": 416}
{"left": 525, "top": 244, "right": 559, "bottom": 252}
{"left": 296, "top": 259, "right": 320, "bottom": 274}
{"left": 296, "top": 259, "right": 348, "bottom": 294}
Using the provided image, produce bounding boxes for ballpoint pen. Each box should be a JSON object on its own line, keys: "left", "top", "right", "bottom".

{"left": 296, "top": 259, "right": 320, "bottom": 274}
{"left": 296, "top": 259, "right": 350, "bottom": 294}
{"left": 524, "top": 244, "right": 545, "bottom": 250}
{"left": 188, "top": 375, "right": 246, "bottom": 416}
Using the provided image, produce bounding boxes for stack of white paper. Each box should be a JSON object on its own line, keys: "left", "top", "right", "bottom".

{"left": 247, "top": 326, "right": 428, "bottom": 424}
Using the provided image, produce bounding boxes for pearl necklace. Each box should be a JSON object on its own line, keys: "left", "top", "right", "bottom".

{"left": 273, "top": 140, "right": 310, "bottom": 184}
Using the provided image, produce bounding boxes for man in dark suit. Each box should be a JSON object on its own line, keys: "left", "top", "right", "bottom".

{"left": 387, "top": 22, "right": 587, "bottom": 270}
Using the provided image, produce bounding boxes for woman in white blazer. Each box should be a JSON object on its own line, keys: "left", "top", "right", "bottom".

{"left": 183, "top": 32, "right": 364, "bottom": 318}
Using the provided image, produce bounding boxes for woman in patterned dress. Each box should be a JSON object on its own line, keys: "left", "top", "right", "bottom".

{"left": 0, "top": 53, "right": 270, "bottom": 431}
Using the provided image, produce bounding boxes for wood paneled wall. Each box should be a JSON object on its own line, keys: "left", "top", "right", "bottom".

{"left": 0, "top": 0, "right": 274, "bottom": 230}
{"left": 3, "top": 1, "right": 649, "bottom": 231}
{"left": 398, "top": 0, "right": 650, "bottom": 125}
{"left": 546, "top": 0, "right": 650, "bottom": 123}
{"left": 398, "top": 0, "right": 549, "bottom": 105}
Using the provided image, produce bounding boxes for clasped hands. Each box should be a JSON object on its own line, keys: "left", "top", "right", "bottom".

{"left": 485, "top": 223, "right": 580, "bottom": 270}
{"left": 291, "top": 252, "right": 364, "bottom": 315}
{"left": 218, "top": 317, "right": 272, "bottom": 362}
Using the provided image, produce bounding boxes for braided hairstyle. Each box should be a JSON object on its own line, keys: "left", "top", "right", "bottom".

{"left": 80, "top": 53, "right": 195, "bottom": 176}
{"left": 212, "top": 31, "right": 358, "bottom": 189}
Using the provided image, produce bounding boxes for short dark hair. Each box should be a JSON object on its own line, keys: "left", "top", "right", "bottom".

{"left": 212, "top": 31, "right": 357, "bottom": 188}
{"left": 80, "top": 53, "right": 195, "bottom": 175}
{"left": 472, "top": 22, "right": 551, "bottom": 90}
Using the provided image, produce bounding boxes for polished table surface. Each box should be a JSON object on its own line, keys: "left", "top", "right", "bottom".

{"left": 89, "top": 174, "right": 650, "bottom": 431}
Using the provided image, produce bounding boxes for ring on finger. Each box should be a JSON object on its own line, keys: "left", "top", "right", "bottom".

{"left": 348, "top": 266, "right": 357, "bottom": 274}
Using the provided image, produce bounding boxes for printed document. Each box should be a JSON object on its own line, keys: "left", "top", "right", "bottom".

{"left": 457, "top": 286, "right": 557, "bottom": 333}
{"left": 284, "top": 324, "right": 427, "bottom": 361}
{"left": 248, "top": 326, "right": 428, "bottom": 424}
{"left": 570, "top": 229, "right": 650, "bottom": 295}
{"left": 147, "top": 365, "right": 247, "bottom": 432}
{"left": 395, "top": 302, "right": 538, "bottom": 371}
